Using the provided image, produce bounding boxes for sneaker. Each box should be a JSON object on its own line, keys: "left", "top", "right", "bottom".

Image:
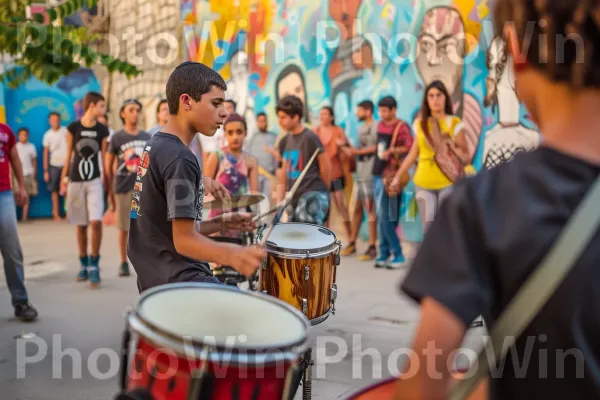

{"left": 359, "top": 245, "right": 377, "bottom": 261}
{"left": 88, "top": 255, "right": 101, "bottom": 288}
{"left": 14, "top": 302, "right": 38, "bottom": 322}
{"left": 119, "top": 262, "right": 130, "bottom": 277}
{"left": 374, "top": 255, "right": 389, "bottom": 268}
{"left": 76, "top": 255, "right": 89, "bottom": 281}
{"left": 340, "top": 242, "right": 356, "bottom": 256}
{"left": 386, "top": 254, "right": 405, "bottom": 269}
{"left": 88, "top": 267, "right": 101, "bottom": 288}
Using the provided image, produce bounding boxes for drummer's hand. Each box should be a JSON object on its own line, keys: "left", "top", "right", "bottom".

{"left": 204, "top": 177, "right": 231, "bottom": 201}
{"left": 222, "top": 212, "right": 256, "bottom": 232}
{"left": 229, "top": 245, "right": 266, "bottom": 277}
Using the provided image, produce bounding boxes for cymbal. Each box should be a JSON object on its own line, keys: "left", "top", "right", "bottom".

{"left": 203, "top": 194, "right": 266, "bottom": 210}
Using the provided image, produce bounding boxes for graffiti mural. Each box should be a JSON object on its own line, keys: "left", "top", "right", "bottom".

{"left": 3, "top": 67, "right": 101, "bottom": 219}
{"left": 482, "top": 36, "right": 540, "bottom": 169}
{"left": 181, "top": 0, "right": 539, "bottom": 242}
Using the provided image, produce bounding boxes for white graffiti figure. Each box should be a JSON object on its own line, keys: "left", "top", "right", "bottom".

{"left": 482, "top": 36, "right": 540, "bottom": 169}
{"left": 226, "top": 50, "right": 257, "bottom": 138}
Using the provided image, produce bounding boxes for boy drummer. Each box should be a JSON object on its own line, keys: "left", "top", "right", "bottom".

{"left": 128, "top": 62, "right": 265, "bottom": 293}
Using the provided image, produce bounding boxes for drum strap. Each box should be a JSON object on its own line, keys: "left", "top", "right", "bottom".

{"left": 449, "top": 172, "right": 600, "bottom": 400}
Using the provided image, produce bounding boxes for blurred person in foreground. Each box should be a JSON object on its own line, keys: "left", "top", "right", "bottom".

{"left": 0, "top": 122, "right": 38, "bottom": 321}
{"left": 393, "top": 1, "right": 600, "bottom": 399}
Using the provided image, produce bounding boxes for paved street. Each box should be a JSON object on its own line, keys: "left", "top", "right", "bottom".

{"left": 1, "top": 220, "right": 487, "bottom": 400}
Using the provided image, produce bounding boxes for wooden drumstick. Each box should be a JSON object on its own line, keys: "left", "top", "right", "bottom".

{"left": 251, "top": 203, "right": 280, "bottom": 222}
{"left": 260, "top": 148, "right": 320, "bottom": 244}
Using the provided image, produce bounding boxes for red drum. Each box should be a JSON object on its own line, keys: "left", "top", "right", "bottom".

{"left": 116, "top": 283, "right": 310, "bottom": 400}
{"left": 345, "top": 378, "right": 397, "bottom": 399}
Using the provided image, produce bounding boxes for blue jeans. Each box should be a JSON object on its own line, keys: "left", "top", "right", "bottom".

{"left": 0, "top": 191, "right": 29, "bottom": 305}
{"left": 373, "top": 177, "right": 403, "bottom": 259}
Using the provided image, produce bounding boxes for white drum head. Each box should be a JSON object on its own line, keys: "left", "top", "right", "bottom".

{"left": 136, "top": 284, "right": 308, "bottom": 349}
{"left": 267, "top": 223, "right": 336, "bottom": 252}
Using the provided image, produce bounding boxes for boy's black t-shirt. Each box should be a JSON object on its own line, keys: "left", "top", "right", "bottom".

{"left": 278, "top": 128, "right": 327, "bottom": 206}
{"left": 400, "top": 146, "right": 600, "bottom": 399}
{"left": 67, "top": 121, "right": 110, "bottom": 181}
{"left": 128, "top": 132, "right": 211, "bottom": 292}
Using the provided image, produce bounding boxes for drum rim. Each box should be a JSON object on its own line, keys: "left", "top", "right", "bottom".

{"left": 263, "top": 222, "right": 339, "bottom": 256}
{"left": 131, "top": 282, "right": 311, "bottom": 356}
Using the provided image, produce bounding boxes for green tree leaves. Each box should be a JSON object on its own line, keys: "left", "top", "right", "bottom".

{"left": 0, "top": 0, "right": 142, "bottom": 88}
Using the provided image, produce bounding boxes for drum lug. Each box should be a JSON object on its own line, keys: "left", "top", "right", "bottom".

{"left": 262, "top": 258, "right": 267, "bottom": 270}
{"left": 302, "top": 298, "right": 307, "bottom": 314}
{"left": 335, "top": 240, "right": 342, "bottom": 266}
{"left": 304, "top": 265, "right": 310, "bottom": 280}
{"left": 331, "top": 284, "right": 337, "bottom": 315}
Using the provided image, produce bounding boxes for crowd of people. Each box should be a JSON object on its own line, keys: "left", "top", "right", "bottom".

{"left": 0, "top": 73, "right": 474, "bottom": 321}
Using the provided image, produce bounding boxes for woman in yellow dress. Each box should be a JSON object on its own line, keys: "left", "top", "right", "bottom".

{"left": 391, "top": 80, "right": 470, "bottom": 231}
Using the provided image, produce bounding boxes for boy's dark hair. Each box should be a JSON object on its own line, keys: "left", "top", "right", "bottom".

{"left": 18, "top": 127, "right": 29, "bottom": 135}
{"left": 225, "top": 99, "right": 237, "bottom": 110}
{"left": 166, "top": 62, "right": 227, "bottom": 115}
{"left": 256, "top": 112, "right": 267, "bottom": 119}
{"left": 276, "top": 95, "right": 304, "bottom": 120}
{"left": 83, "top": 92, "right": 105, "bottom": 112}
{"left": 493, "top": 0, "right": 600, "bottom": 88}
{"left": 224, "top": 113, "right": 247, "bottom": 131}
{"left": 378, "top": 96, "right": 397, "bottom": 110}
{"left": 156, "top": 99, "right": 168, "bottom": 114}
{"left": 358, "top": 100, "right": 374, "bottom": 113}
{"left": 49, "top": 111, "right": 61, "bottom": 119}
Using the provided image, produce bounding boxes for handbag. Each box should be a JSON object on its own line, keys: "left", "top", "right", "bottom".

{"left": 383, "top": 121, "right": 411, "bottom": 196}
{"left": 450, "top": 172, "right": 600, "bottom": 399}
{"left": 422, "top": 118, "right": 465, "bottom": 182}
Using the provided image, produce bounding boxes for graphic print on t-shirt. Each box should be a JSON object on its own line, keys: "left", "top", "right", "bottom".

{"left": 283, "top": 149, "right": 301, "bottom": 179}
{"left": 131, "top": 145, "right": 150, "bottom": 219}
{"left": 75, "top": 130, "right": 101, "bottom": 180}
{"left": 117, "top": 139, "right": 147, "bottom": 175}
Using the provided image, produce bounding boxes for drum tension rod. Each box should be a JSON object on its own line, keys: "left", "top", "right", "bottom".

{"left": 331, "top": 284, "right": 338, "bottom": 315}
{"left": 301, "top": 348, "right": 314, "bottom": 400}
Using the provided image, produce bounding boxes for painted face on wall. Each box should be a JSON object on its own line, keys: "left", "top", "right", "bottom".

{"left": 484, "top": 37, "right": 514, "bottom": 109}
{"left": 277, "top": 72, "right": 306, "bottom": 108}
{"left": 416, "top": 7, "right": 466, "bottom": 97}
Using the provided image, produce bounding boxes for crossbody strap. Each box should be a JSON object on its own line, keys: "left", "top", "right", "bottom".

{"left": 420, "top": 118, "right": 438, "bottom": 152}
{"left": 449, "top": 172, "right": 600, "bottom": 400}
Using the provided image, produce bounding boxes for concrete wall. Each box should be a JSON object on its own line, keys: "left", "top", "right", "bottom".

{"left": 181, "top": 0, "right": 541, "bottom": 242}
{"left": 105, "top": 0, "right": 182, "bottom": 131}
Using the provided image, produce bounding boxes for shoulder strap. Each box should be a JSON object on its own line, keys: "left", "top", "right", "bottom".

{"left": 450, "top": 172, "right": 600, "bottom": 400}
{"left": 419, "top": 119, "right": 436, "bottom": 150}
{"left": 389, "top": 120, "right": 404, "bottom": 146}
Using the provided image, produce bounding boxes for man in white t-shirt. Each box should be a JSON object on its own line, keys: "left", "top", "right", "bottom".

{"left": 42, "top": 112, "right": 67, "bottom": 220}
{"left": 14, "top": 128, "right": 38, "bottom": 221}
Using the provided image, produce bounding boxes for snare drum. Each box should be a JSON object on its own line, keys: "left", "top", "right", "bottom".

{"left": 257, "top": 223, "right": 341, "bottom": 325}
{"left": 117, "top": 283, "right": 310, "bottom": 400}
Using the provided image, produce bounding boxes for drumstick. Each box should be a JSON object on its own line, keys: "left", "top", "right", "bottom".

{"left": 260, "top": 149, "right": 320, "bottom": 245}
{"left": 251, "top": 203, "right": 280, "bottom": 222}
